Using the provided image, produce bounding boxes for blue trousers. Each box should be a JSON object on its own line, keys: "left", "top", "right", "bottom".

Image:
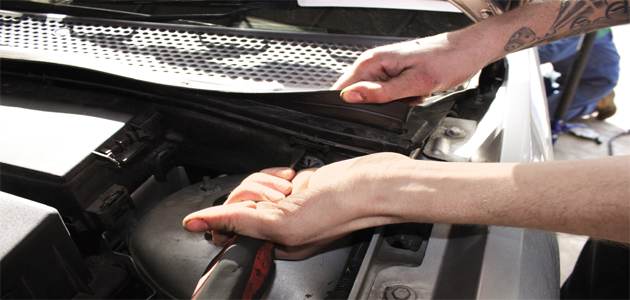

{"left": 538, "top": 32, "right": 620, "bottom": 120}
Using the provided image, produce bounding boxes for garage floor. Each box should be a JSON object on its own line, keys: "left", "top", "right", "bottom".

{"left": 552, "top": 24, "right": 630, "bottom": 285}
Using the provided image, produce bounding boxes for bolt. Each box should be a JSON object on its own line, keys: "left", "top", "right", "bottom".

{"left": 385, "top": 286, "right": 415, "bottom": 300}
{"left": 392, "top": 287, "right": 410, "bottom": 299}
{"left": 201, "top": 176, "right": 219, "bottom": 192}
{"left": 446, "top": 126, "right": 466, "bottom": 138}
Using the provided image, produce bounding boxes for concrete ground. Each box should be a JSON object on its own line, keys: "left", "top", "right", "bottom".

{"left": 552, "top": 24, "right": 630, "bottom": 285}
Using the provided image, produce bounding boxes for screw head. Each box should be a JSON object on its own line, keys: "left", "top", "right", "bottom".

{"left": 385, "top": 286, "right": 415, "bottom": 300}
{"left": 446, "top": 126, "right": 466, "bottom": 138}
{"left": 392, "top": 287, "right": 410, "bottom": 299}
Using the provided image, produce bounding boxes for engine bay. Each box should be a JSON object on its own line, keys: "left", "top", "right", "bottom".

{"left": 0, "top": 3, "right": 557, "bottom": 299}
{"left": 0, "top": 60, "right": 501, "bottom": 299}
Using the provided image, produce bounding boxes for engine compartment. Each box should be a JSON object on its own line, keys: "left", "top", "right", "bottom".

{"left": 0, "top": 4, "right": 530, "bottom": 299}
{"left": 0, "top": 59, "right": 501, "bottom": 298}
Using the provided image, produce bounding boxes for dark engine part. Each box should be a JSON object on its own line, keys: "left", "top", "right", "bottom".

{"left": 0, "top": 7, "right": 507, "bottom": 299}
{"left": 0, "top": 192, "right": 129, "bottom": 299}
{"left": 0, "top": 70, "right": 502, "bottom": 299}
{"left": 128, "top": 175, "right": 354, "bottom": 299}
{"left": 0, "top": 78, "right": 171, "bottom": 234}
{"left": 192, "top": 235, "right": 275, "bottom": 300}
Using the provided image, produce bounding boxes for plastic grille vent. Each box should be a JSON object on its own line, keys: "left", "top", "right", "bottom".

{"left": 0, "top": 11, "right": 402, "bottom": 91}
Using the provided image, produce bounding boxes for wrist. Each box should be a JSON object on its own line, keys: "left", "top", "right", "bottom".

{"left": 373, "top": 160, "right": 517, "bottom": 226}
{"left": 446, "top": 25, "right": 500, "bottom": 67}
{"left": 364, "top": 159, "right": 445, "bottom": 223}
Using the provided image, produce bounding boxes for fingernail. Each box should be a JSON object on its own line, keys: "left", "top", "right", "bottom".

{"left": 273, "top": 180, "right": 292, "bottom": 192}
{"left": 267, "top": 192, "right": 285, "bottom": 202}
{"left": 183, "top": 219, "right": 210, "bottom": 231}
{"left": 274, "top": 169, "right": 293, "bottom": 178}
{"left": 341, "top": 90, "right": 363, "bottom": 103}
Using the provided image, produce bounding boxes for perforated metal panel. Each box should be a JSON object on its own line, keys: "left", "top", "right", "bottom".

{"left": 0, "top": 10, "right": 403, "bottom": 92}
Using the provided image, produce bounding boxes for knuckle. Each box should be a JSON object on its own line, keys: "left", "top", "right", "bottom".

{"left": 219, "top": 213, "right": 241, "bottom": 234}
{"left": 226, "top": 185, "right": 247, "bottom": 200}
{"left": 226, "top": 186, "right": 263, "bottom": 203}
{"left": 355, "top": 49, "right": 380, "bottom": 66}
{"left": 247, "top": 173, "right": 268, "bottom": 182}
{"left": 225, "top": 189, "right": 241, "bottom": 203}
{"left": 260, "top": 167, "right": 281, "bottom": 174}
{"left": 242, "top": 173, "right": 262, "bottom": 184}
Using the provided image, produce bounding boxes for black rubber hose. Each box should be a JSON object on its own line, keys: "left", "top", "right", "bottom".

{"left": 325, "top": 229, "right": 373, "bottom": 300}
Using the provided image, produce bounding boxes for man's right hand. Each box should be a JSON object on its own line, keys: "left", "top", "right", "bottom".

{"left": 331, "top": 0, "right": 630, "bottom": 106}
{"left": 331, "top": 33, "right": 492, "bottom": 105}
{"left": 182, "top": 152, "right": 412, "bottom": 260}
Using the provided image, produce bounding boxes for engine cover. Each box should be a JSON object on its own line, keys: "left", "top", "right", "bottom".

{"left": 128, "top": 175, "right": 352, "bottom": 299}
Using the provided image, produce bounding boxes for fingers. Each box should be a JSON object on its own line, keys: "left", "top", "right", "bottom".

{"left": 210, "top": 201, "right": 280, "bottom": 246}
{"left": 185, "top": 218, "right": 211, "bottom": 231}
{"left": 227, "top": 182, "right": 288, "bottom": 203}
{"left": 194, "top": 167, "right": 310, "bottom": 248}
{"left": 225, "top": 172, "right": 294, "bottom": 204}
{"left": 182, "top": 154, "right": 414, "bottom": 261}
{"left": 338, "top": 67, "right": 434, "bottom": 104}
{"left": 331, "top": 66, "right": 367, "bottom": 91}
{"left": 183, "top": 200, "right": 273, "bottom": 235}
{"left": 182, "top": 201, "right": 343, "bottom": 260}
{"left": 332, "top": 37, "right": 464, "bottom": 105}
{"left": 331, "top": 46, "right": 393, "bottom": 91}
{"left": 245, "top": 171, "right": 294, "bottom": 193}
{"left": 259, "top": 167, "right": 295, "bottom": 180}
{"left": 183, "top": 200, "right": 290, "bottom": 255}
{"left": 291, "top": 168, "right": 317, "bottom": 193}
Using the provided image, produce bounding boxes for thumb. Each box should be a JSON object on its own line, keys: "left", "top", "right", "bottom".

{"left": 340, "top": 77, "right": 429, "bottom": 104}
{"left": 182, "top": 201, "right": 277, "bottom": 242}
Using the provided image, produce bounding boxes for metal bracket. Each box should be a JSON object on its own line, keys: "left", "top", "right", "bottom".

{"left": 422, "top": 117, "right": 478, "bottom": 162}
{"left": 92, "top": 149, "right": 121, "bottom": 168}
{"left": 91, "top": 127, "right": 152, "bottom": 168}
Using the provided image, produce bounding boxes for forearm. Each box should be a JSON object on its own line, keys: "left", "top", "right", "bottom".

{"left": 451, "top": 0, "right": 629, "bottom": 67}
{"left": 372, "top": 156, "right": 630, "bottom": 243}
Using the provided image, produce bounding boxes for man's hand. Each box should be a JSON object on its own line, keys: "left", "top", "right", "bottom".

{"left": 331, "top": 1, "right": 628, "bottom": 106}
{"left": 183, "top": 152, "right": 629, "bottom": 260}
{"left": 332, "top": 35, "right": 490, "bottom": 105}
{"left": 182, "top": 153, "right": 410, "bottom": 260}
{"left": 182, "top": 0, "right": 630, "bottom": 260}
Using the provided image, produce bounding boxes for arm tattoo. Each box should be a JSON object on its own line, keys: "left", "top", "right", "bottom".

{"left": 504, "top": 27, "right": 537, "bottom": 51}
{"left": 504, "top": 0, "right": 629, "bottom": 52}
{"left": 548, "top": 0, "right": 629, "bottom": 38}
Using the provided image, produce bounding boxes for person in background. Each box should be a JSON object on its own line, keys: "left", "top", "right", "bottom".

{"left": 538, "top": 28, "right": 620, "bottom": 120}
{"left": 184, "top": 1, "right": 630, "bottom": 298}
